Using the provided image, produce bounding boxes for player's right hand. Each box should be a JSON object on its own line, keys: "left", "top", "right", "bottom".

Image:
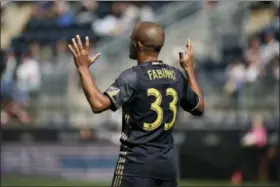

{"left": 68, "top": 35, "right": 101, "bottom": 69}
{"left": 179, "top": 38, "right": 194, "bottom": 70}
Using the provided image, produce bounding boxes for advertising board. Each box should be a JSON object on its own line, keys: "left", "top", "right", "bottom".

{"left": 1, "top": 144, "right": 119, "bottom": 181}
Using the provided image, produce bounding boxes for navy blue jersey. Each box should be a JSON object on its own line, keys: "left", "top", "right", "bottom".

{"left": 104, "top": 61, "right": 199, "bottom": 181}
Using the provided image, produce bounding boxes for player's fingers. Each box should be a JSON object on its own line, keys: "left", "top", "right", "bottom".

{"left": 190, "top": 45, "right": 194, "bottom": 54}
{"left": 76, "top": 35, "right": 83, "bottom": 50}
{"left": 85, "top": 36, "right": 90, "bottom": 50}
{"left": 68, "top": 44, "right": 77, "bottom": 57}
{"left": 186, "top": 38, "right": 190, "bottom": 48}
{"left": 187, "top": 38, "right": 193, "bottom": 51}
{"left": 72, "top": 38, "right": 80, "bottom": 54}
{"left": 184, "top": 38, "right": 190, "bottom": 53}
{"left": 188, "top": 38, "right": 192, "bottom": 47}
{"left": 184, "top": 46, "right": 188, "bottom": 54}
{"left": 179, "top": 52, "right": 184, "bottom": 60}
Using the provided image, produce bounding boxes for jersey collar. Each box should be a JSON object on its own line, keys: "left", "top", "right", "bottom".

{"left": 143, "top": 60, "right": 163, "bottom": 65}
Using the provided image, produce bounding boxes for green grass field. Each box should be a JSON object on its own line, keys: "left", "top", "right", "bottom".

{"left": 1, "top": 175, "right": 277, "bottom": 187}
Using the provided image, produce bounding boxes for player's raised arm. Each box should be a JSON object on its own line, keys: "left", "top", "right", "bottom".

{"left": 68, "top": 35, "right": 111, "bottom": 113}
{"left": 179, "top": 39, "right": 205, "bottom": 116}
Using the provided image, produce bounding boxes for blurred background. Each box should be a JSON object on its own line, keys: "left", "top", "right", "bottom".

{"left": 1, "top": 0, "right": 279, "bottom": 186}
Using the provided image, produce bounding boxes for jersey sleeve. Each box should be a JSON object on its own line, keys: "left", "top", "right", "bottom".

{"left": 179, "top": 72, "right": 200, "bottom": 112}
{"left": 104, "top": 68, "right": 137, "bottom": 111}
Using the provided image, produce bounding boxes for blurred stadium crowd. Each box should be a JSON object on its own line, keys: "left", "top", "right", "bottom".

{"left": 0, "top": 0, "right": 165, "bottom": 125}
{"left": 0, "top": 1, "right": 279, "bottom": 132}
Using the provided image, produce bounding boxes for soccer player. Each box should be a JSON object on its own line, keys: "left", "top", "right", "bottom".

{"left": 68, "top": 22, "right": 204, "bottom": 187}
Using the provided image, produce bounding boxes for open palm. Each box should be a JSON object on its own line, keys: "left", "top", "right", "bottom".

{"left": 68, "top": 35, "right": 101, "bottom": 68}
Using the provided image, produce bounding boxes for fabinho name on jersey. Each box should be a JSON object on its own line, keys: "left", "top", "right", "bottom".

{"left": 147, "top": 68, "right": 176, "bottom": 81}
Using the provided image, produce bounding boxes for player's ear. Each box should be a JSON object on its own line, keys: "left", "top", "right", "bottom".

{"left": 136, "top": 41, "right": 143, "bottom": 50}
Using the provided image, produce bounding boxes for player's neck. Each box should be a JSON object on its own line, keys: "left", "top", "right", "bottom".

{"left": 137, "top": 53, "right": 159, "bottom": 65}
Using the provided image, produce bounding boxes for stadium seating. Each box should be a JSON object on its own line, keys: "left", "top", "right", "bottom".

{"left": 10, "top": 2, "right": 170, "bottom": 53}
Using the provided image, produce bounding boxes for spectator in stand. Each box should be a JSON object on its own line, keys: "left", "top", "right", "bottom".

{"left": 120, "top": 2, "right": 144, "bottom": 27}
{"left": 92, "top": 2, "right": 127, "bottom": 37}
{"left": 244, "top": 36, "right": 262, "bottom": 83}
{"left": 244, "top": 36, "right": 262, "bottom": 66}
{"left": 232, "top": 115, "right": 268, "bottom": 184}
{"left": 16, "top": 47, "right": 41, "bottom": 107}
{"left": 92, "top": 2, "right": 124, "bottom": 36}
{"left": 31, "top": 1, "right": 55, "bottom": 20}
{"left": 1, "top": 52, "right": 31, "bottom": 125}
{"left": 132, "top": 2, "right": 155, "bottom": 22}
{"left": 224, "top": 60, "right": 246, "bottom": 95}
{"left": 76, "top": 0, "right": 99, "bottom": 24}
{"left": 54, "top": 0, "right": 74, "bottom": 28}
{"left": 241, "top": 116, "right": 267, "bottom": 148}
{"left": 92, "top": 2, "right": 155, "bottom": 37}
{"left": 261, "top": 30, "right": 279, "bottom": 66}
{"left": 29, "top": 42, "right": 41, "bottom": 62}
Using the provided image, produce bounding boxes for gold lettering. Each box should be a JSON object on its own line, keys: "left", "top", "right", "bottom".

{"left": 170, "top": 71, "right": 173, "bottom": 79}
{"left": 152, "top": 70, "right": 158, "bottom": 80}
{"left": 160, "top": 69, "right": 165, "bottom": 78}
{"left": 156, "top": 70, "right": 163, "bottom": 79}
{"left": 171, "top": 71, "right": 175, "bottom": 80}
{"left": 147, "top": 68, "right": 176, "bottom": 80}
{"left": 147, "top": 70, "right": 153, "bottom": 80}
{"left": 164, "top": 69, "right": 169, "bottom": 79}
{"left": 164, "top": 70, "right": 168, "bottom": 79}
{"left": 167, "top": 70, "right": 172, "bottom": 79}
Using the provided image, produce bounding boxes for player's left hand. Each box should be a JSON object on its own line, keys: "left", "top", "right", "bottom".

{"left": 179, "top": 38, "right": 194, "bottom": 70}
{"left": 68, "top": 35, "right": 101, "bottom": 69}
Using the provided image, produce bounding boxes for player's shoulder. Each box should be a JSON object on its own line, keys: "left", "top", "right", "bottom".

{"left": 118, "top": 67, "right": 137, "bottom": 79}
{"left": 175, "top": 67, "right": 185, "bottom": 79}
{"left": 117, "top": 67, "right": 137, "bottom": 86}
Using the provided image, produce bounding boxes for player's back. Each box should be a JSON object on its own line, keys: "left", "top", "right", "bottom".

{"left": 115, "top": 60, "right": 188, "bottom": 180}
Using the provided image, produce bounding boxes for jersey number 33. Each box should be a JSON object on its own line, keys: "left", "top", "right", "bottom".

{"left": 143, "top": 88, "right": 178, "bottom": 131}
